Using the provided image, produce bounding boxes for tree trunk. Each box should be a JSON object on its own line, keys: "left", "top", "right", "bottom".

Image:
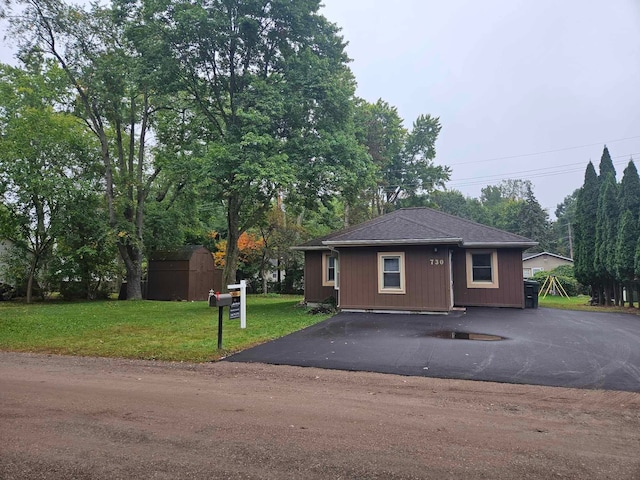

{"left": 222, "top": 195, "right": 242, "bottom": 291}
{"left": 119, "top": 243, "right": 143, "bottom": 300}
{"left": 596, "top": 285, "right": 604, "bottom": 306}
{"left": 261, "top": 250, "right": 268, "bottom": 294}
{"left": 26, "top": 260, "right": 37, "bottom": 304}
{"left": 344, "top": 202, "right": 350, "bottom": 228}
{"left": 627, "top": 282, "right": 634, "bottom": 308}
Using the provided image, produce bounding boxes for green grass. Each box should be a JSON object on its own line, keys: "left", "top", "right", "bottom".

{"left": 0, "top": 295, "right": 331, "bottom": 362}
{"left": 539, "top": 294, "right": 640, "bottom": 314}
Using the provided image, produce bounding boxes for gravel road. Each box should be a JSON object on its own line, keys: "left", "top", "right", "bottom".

{"left": 1, "top": 352, "right": 639, "bottom": 479}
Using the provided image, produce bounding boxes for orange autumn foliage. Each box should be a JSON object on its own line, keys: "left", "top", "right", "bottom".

{"left": 213, "top": 232, "right": 265, "bottom": 268}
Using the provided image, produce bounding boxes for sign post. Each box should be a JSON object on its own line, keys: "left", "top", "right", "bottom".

{"left": 227, "top": 279, "right": 247, "bottom": 329}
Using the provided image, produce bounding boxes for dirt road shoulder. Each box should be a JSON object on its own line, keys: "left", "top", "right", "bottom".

{"left": 1, "top": 352, "right": 639, "bottom": 479}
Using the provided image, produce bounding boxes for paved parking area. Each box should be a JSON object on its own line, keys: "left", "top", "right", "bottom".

{"left": 226, "top": 307, "right": 640, "bottom": 392}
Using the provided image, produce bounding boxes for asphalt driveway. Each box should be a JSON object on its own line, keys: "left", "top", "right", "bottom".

{"left": 226, "top": 307, "right": 640, "bottom": 392}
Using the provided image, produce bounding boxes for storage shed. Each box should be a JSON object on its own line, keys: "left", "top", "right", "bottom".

{"left": 147, "top": 245, "right": 221, "bottom": 301}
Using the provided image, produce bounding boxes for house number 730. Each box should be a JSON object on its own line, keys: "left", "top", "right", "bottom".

{"left": 429, "top": 258, "right": 444, "bottom": 266}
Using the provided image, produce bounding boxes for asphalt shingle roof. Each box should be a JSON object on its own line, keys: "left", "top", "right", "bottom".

{"left": 296, "top": 207, "right": 536, "bottom": 249}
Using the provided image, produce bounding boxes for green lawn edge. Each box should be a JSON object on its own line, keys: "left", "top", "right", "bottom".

{"left": 2, "top": 294, "right": 637, "bottom": 363}
{"left": 0, "top": 295, "right": 332, "bottom": 362}
{"left": 539, "top": 294, "right": 640, "bottom": 314}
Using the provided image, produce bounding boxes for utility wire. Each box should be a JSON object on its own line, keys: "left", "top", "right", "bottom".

{"left": 446, "top": 135, "right": 640, "bottom": 166}
{"left": 448, "top": 154, "right": 638, "bottom": 188}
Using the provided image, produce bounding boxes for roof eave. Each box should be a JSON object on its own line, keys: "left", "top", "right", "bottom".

{"left": 290, "top": 245, "right": 331, "bottom": 251}
{"left": 323, "top": 238, "right": 463, "bottom": 247}
{"left": 463, "top": 241, "right": 538, "bottom": 248}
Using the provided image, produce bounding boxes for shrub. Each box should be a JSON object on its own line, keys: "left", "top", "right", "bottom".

{"left": 532, "top": 271, "right": 579, "bottom": 296}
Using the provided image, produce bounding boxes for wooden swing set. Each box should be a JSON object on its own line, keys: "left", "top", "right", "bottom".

{"left": 539, "top": 275, "right": 569, "bottom": 298}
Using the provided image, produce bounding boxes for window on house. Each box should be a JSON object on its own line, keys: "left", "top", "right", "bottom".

{"left": 378, "top": 252, "right": 405, "bottom": 294}
{"left": 532, "top": 267, "right": 544, "bottom": 275}
{"left": 322, "top": 253, "right": 336, "bottom": 286}
{"left": 466, "top": 250, "right": 499, "bottom": 289}
{"left": 523, "top": 268, "right": 532, "bottom": 278}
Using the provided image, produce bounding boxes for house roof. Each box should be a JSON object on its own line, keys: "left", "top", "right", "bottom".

{"left": 522, "top": 251, "right": 573, "bottom": 262}
{"left": 294, "top": 208, "right": 537, "bottom": 250}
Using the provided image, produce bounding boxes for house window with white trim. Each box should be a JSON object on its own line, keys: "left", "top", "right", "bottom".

{"left": 378, "top": 252, "right": 405, "bottom": 294}
{"left": 322, "top": 253, "right": 336, "bottom": 286}
{"left": 466, "top": 250, "right": 499, "bottom": 289}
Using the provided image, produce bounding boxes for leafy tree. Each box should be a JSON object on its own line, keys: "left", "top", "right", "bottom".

{"left": 213, "top": 231, "right": 264, "bottom": 284}
{"left": 427, "top": 190, "right": 487, "bottom": 223}
{"left": 48, "top": 191, "right": 120, "bottom": 299}
{"left": 0, "top": 60, "right": 99, "bottom": 302}
{"left": 551, "top": 189, "right": 579, "bottom": 259}
{"left": 256, "top": 205, "right": 305, "bottom": 293}
{"left": 353, "top": 99, "right": 449, "bottom": 216}
{"left": 476, "top": 180, "right": 550, "bottom": 248}
{"left": 118, "top": 0, "right": 369, "bottom": 287}
{"left": 11, "top": 0, "right": 170, "bottom": 299}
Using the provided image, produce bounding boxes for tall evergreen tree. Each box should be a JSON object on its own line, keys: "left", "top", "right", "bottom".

{"left": 574, "top": 162, "right": 599, "bottom": 288}
{"left": 618, "top": 160, "right": 640, "bottom": 213}
{"left": 517, "top": 183, "right": 550, "bottom": 250}
{"left": 615, "top": 160, "right": 640, "bottom": 306}
{"left": 594, "top": 173, "right": 618, "bottom": 305}
{"left": 615, "top": 210, "right": 637, "bottom": 307}
{"left": 598, "top": 145, "right": 616, "bottom": 180}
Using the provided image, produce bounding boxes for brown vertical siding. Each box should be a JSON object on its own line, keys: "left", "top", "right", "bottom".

{"left": 147, "top": 263, "right": 190, "bottom": 300}
{"left": 304, "top": 250, "right": 338, "bottom": 303}
{"left": 338, "top": 246, "right": 450, "bottom": 311}
{"left": 452, "top": 248, "right": 524, "bottom": 308}
{"left": 147, "top": 246, "right": 218, "bottom": 301}
{"left": 189, "top": 249, "right": 216, "bottom": 301}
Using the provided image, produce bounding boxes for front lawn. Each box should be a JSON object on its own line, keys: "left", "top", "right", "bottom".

{"left": 0, "top": 295, "right": 331, "bottom": 362}
{"left": 539, "top": 294, "right": 640, "bottom": 314}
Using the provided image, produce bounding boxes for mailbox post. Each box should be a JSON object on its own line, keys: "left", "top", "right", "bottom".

{"left": 208, "top": 290, "right": 233, "bottom": 349}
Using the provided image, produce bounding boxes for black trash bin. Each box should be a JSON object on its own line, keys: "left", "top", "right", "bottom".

{"left": 524, "top": 280, "right": 539, "bottom": 308}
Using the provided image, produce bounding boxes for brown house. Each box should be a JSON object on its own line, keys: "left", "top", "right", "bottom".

{"left": 147, "top": 245, "right": 222, "bottom": 301}
{"left": 294, "top": 208, "right": 537, "bottom": 312}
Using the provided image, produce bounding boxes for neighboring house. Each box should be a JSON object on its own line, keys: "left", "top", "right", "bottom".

{"left": 294, "top": 208, "right": 537, "bottom": 313}
{"left": 522, "top": 252, "right": 573, "bottom": 278}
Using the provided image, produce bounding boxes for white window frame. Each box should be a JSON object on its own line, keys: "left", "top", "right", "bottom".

{"left": 466, "top": 249, "right": 499, "bottom": 289}
{"left": 322, "top": 252, "right": 336, "bottom": 287}
{"left": 378, "top": 252, "right": 406, "bottom": 294}
{"left": 523, "top": 267, "right": 532, "bottom": 278}
{"left": 532, "top": 267, "right": 544, "bottom": 275}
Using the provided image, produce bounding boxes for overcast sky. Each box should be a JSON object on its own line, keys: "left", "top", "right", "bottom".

{"left": 321, "top": 0, "right": 640, "bottom": 215}
{"left": 2, "top": 1, "right": 639, "bottom": 216}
